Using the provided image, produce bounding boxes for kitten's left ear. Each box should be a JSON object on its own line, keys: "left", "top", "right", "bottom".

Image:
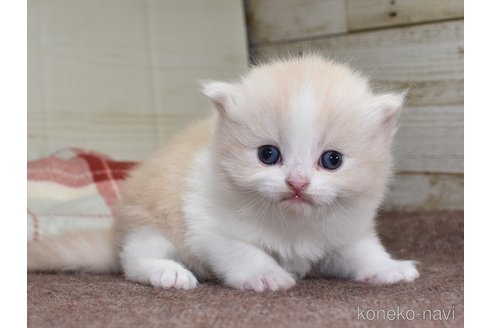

{"left": 374, "top": 91, "right": 406, "bottom": 136}
{"left": 200, "top": 80, "right": 238, "bottom": 117}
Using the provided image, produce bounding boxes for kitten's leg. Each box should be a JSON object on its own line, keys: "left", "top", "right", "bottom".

{"left": 120, "top": 227, "right": 198, "bottom": 289}
{"left": 320, "top": 235, "right": 419, "bottom": 284}
{"left": 279, "top": 256, "right": 312, "bottom": 279}
{"left": 192, "top": 235, "right": 295, "bottom": 292}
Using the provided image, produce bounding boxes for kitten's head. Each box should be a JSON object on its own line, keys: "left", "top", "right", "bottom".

{"left": 202, "top": 55, "right": 404, "bottom": 216}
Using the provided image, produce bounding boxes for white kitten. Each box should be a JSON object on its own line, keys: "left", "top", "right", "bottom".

{"left": 28, "top": 55, "right": 418, "bottom": 291}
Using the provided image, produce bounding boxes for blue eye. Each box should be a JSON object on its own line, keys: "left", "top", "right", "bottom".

{"left": 258, "top": 145, "right": 281, "bottom": 165}
{"left": 320, "top": 151, "right": 343, "bottom": 170}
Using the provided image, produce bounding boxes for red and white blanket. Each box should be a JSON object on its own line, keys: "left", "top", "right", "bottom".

{"left": 27, "top": 148, "right": 136, "bottom": 242}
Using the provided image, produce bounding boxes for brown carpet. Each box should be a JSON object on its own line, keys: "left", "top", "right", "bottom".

{"left": 27, "top": 211, "right": 463, "bottom": 328}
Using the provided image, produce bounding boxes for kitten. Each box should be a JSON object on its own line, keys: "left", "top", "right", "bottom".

{"left": 28, "top": 55, "right": 419, "bottom": 291}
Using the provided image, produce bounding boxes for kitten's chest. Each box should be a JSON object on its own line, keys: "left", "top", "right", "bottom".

{"left": 254, "top": 224, "right": 339, "bottom": 278}
{"left": 235, "top": 216, "right": 334, "bottom": 266}
{"left": 228, "top": 207, "right": 366, "bottom": 276}
{"left": 267, "top": 238, "right": 327, "bottom": 278}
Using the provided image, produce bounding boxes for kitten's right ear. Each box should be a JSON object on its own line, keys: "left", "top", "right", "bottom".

{"left": 373, "top": 91, "right": 406, "bottom": 137}
{"left": 200, "top": 81, "right": 238, "bottom": 117}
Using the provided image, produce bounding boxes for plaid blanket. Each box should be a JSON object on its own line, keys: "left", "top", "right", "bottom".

{"left": 27, "top": 148, "right": 136, "bottom": 242}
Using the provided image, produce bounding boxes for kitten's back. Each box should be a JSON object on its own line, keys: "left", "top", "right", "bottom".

{"left": 114, "top": 118, "right": 214, "bottom": 251}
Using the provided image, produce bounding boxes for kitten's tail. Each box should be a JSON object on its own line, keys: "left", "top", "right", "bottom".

{"left": 27, "top": 228, "right": 120, "bottom": 273}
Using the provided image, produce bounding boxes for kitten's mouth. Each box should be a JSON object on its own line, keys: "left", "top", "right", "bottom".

{"left": 281, "top": 193, "right": 313, "bottom": 205}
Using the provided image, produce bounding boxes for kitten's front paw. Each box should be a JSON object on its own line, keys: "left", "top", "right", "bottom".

{"left": 148, "top": 262, "right": 198, "bottom": 290}
{"left": 355, "top": 260, "right": 419, "bottom": 285}
{"left": 227, "top": 268, "right": 296, "bottom": 292}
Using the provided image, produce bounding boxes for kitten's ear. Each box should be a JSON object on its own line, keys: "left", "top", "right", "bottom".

{"left": 374, "top": 91, "right": 406, "bottom": 136}
{"left": 200, "top": 80, "right": 238, "bottom": 117}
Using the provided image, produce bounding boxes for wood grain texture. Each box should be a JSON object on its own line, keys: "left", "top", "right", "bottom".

{"left": 27, "top": 111, "right": 209, "bottom": 161}
{"left": 395, "top": 106, "right": 463, "bottom": 174}
{"left": 28, "top": 0, "right": 248, "bottom": 160}
{"left": 384, "top": 173, "right": 463, "bottom": 211}
{"left": 245, "top": 0, "right": 463, "bottom": 44}
{"left": 252, "top": 21, "right": 464, "bottom": 108}
{"left": 346, "top": 0, "right": 464, "bottom": 31}
{"left": 245, "top": 0, "right": 347, "bottom": 45}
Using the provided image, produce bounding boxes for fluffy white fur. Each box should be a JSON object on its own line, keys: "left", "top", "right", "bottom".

{"left": 28, "top": 55, "right": 418, "bottom": 291}
{"left": 121, "top": 228, "right": 198, "bottom": 289}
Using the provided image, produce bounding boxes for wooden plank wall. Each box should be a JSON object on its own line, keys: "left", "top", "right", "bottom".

{"left": 245, "top": 0, "right": 463, "bottom": 210}
{"left": 28, "top": 0, "right": 249, "bottom": 161}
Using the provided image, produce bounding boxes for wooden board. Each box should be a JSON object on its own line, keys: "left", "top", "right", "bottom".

{"left": 27, "top": 111, "right": 207, "bottom": 161}
{"left": 245, "top": 0, "right": 347, "bottom": 45}
{"left": 346, "top": 0, "right": 464, "bottom": 31}
{"left": 252, "top": 21, "right": 463, "bottom": 174}
{"left": 384, "top": 173, "right": 463, "bottom": 211}
{"left": 245, "top": 0, "right": 463, "bottom": 45}
{"left": 395, "top": 106, "right": 463, "bottom": 174}
{"left": 27, "top": 0, "right": 248, "bottom": 160}
{"left": 252, "top": 21, "right": 463, "bottom": 108}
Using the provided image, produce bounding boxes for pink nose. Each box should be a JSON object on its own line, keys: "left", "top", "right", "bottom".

{"left": 286, "top": 177, "right": 309, "bottom": 193}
